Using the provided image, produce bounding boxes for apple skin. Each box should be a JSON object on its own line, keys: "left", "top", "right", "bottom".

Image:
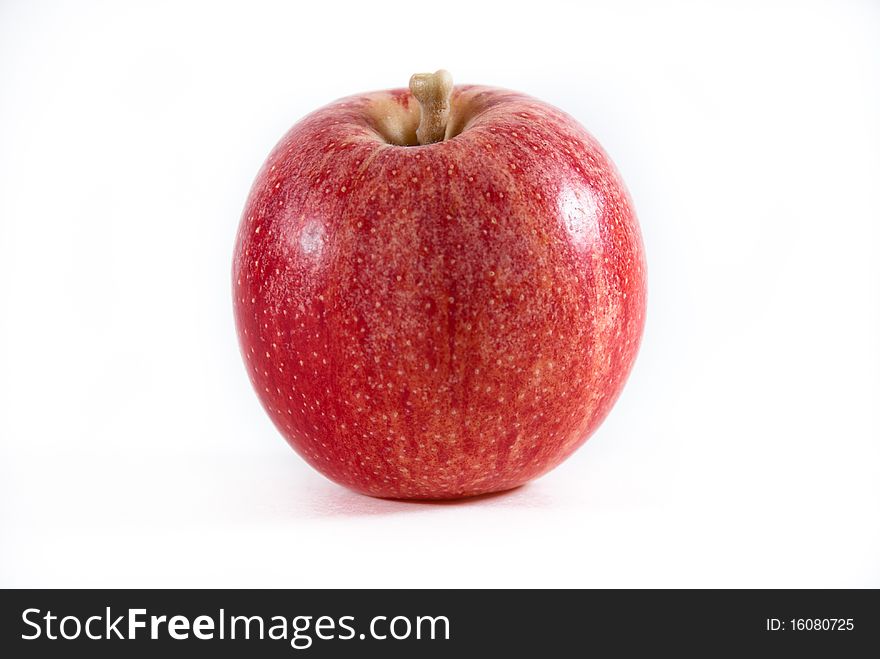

{"left": 233, "top": 85, "right": 646, "bottom": 499}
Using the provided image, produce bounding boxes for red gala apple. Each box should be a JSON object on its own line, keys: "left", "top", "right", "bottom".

{"left": 233, "top": 71, "right": 646, "bottom": 499}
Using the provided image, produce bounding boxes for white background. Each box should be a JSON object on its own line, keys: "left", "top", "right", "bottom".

{"left": 1, "top": 0, "right": 878, "bottom": 588}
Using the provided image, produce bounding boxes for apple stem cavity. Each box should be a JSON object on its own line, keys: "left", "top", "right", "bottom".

{"left": 409, "top": 70, "right": 453, "bottom": 146}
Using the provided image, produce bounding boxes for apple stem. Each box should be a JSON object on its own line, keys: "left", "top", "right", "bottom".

{"left": 409, "top": 70, "right": 453, "bottom": 145}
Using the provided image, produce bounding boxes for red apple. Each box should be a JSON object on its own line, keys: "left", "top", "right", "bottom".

{"left": 233, "top": 71, "right": 646, "bottom": 499}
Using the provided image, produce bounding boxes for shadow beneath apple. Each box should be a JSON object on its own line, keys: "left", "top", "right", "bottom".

{"left": 305, "top": 481, "right": 553, "bottom": 518}
{"left": 217, "top": 454, "right": 557, "bottom": 521}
